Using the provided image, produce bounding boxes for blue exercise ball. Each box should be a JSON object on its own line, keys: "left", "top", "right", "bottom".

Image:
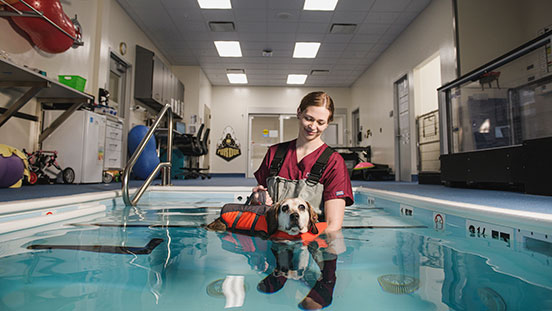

{"left": 128, "top": 125, "right": 160, "bottom": 180}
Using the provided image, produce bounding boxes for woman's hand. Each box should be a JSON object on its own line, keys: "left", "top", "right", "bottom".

{"left": 250, "top": 185, "right": 273, "bottom": 205}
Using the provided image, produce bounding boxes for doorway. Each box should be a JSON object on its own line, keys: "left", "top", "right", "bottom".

{"left": 203, "top": 105, "right": 211, "bottom": 170}
{"left": 394, "top": 75, "right": 411, "bottom": 181}
{"left": 108, "top": 52, "right": 130, "bottom": 162}
{"left": 352, "top": 109, "right": 360, "bottom": 147}
{"left": 247, "top": 114, "right": 298, "bottom": 178}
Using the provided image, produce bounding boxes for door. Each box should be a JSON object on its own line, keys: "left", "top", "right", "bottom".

{"left": 109, "top": 54, "right": 128, "bottom": 118}
{"left": 395, "top": 75, "right": 411, "bottom": 181}
{"left": 108, "top": 53, "right": 130, "bottom": 163}
{"left": 247, "top": 114, "right": 298, "bottom": 178}
{"left": 203, "top": 105, "right": 211, "bottom": 169}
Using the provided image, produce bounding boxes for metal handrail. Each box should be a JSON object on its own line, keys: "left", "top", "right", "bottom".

{"left": 122, "top": 103, "right": 173, "bottom": 206}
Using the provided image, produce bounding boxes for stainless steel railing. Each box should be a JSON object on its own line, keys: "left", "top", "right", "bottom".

{"left": 122, "top": 103, "right": 173, "bottom": 206}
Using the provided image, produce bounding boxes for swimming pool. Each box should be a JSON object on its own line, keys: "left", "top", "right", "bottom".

{"left": 0, "top": 186, "right": 551, "bottom": 310}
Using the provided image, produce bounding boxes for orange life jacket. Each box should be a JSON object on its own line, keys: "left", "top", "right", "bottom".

{"left": 220, "top": 203, "right": 327, "bottom": 243}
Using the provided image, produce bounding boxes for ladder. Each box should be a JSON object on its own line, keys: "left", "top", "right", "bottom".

{"left": 122, "top": 103, "right": 173, "bottom": 206}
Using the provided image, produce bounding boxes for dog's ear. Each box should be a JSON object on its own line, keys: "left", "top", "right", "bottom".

{"left": 266, "top": 202, "right": 280, "bottom": 236}
{"left": 306, "top": 201, "right": 319, "bottom": 234}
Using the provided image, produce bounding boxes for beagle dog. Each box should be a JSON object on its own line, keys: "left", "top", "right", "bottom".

{"left": 205, "top": 197, "right": 319, "bottom": 238}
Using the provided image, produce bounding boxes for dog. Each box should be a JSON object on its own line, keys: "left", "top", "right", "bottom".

{"left": 204, "top": 197, "right": 319, "bottom": 238}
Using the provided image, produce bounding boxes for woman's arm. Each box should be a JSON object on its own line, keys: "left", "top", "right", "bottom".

{"left": 323, "top": 198, "right": 345, "bottom": 232}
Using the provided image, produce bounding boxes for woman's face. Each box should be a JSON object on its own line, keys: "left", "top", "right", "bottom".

{"left": 297, "top": 105, "right": 331, "bottom": 141}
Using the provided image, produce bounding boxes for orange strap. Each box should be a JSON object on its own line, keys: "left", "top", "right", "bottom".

{"left": 270, "top": 222, "right": 327, "bottom": 246}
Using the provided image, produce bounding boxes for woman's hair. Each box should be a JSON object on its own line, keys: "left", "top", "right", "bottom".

{"left": 298, "top": 91, "right": 334, "bottom": 122}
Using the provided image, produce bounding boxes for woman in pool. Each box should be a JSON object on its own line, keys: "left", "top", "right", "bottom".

{"left": 252, "top": 91, "right": 354, "bottom": 232}
{"left": 252, "top": 91, "right": 352, "bottom": 309}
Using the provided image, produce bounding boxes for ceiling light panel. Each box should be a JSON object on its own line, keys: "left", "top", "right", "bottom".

{"left": 303, "top": 0, "right": 338, "bottom": 11}
{"left": 293, "top": 42, "right": 321, "bottom": 58}
{"left": 227, "top": 73, "right": 248, "bottom": 84}
{"left": 214, "top": 41, "right": 242, "bottom": 57}
{"left": 287, "top": 74, "right": 308, "bottom": 84}
{"left": 197, "top": 0, "right": 231, "bottom": 9}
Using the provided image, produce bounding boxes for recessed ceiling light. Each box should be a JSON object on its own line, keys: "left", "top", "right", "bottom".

{"left": 197, "top": 0, "right": 231, "bottom": 9}
{"left": 214, "top": 41, "right": 242, "bottom": 57}
{"left": 287, "top": 74, "right": 308, "bottom": 85}
{"left": 227, "top": 73, "right": 248, "bottom": 84}
{"left": 293, "top": 42, "right": 320, "bottom": 58}
{"left": 303, "top": 0, "right": 338, "bottom": 11}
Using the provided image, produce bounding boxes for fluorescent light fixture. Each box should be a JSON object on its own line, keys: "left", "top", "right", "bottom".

{"left": 197, "top": 0, "right": 231, "bottom": 9}
{"left": 293, "top": 42, "right": 321, "bottom": 58}
{"left": 287, "top": 74, "right": 308, "bottom": 85}
{"left": 303, "top": 0, "right": 338, "bottom": 11}
{"left": 214, "top": 41, "right": 242, "bottom": 57}
{"left": 227, "top": 73, "right": 248, "bottom": 84}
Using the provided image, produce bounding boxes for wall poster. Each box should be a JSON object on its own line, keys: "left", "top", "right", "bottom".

{"left": 216, "top": 126, "right": 241, "bottom": 162}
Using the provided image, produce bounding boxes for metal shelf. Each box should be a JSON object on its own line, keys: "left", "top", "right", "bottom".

{"left": 0, "top": 57, "right": 93, "bottom": 143}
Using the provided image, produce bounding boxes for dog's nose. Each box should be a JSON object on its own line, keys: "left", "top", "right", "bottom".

{"left": 290, "top": 213, "right": 299, "bottom": 221}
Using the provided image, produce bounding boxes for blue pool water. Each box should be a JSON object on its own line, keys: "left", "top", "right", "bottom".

{"left": 0, "top": 190, "right": 551, "bottom": 310}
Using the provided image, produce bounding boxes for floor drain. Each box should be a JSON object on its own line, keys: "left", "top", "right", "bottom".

{"left": 206, "top": 279, "right": 225, "bottom": 297}
{"left": 477, "top": 287, "right": 506, "bottom": 311}
{"left": 377, "top": 274, "right": 420, "bottom": 294}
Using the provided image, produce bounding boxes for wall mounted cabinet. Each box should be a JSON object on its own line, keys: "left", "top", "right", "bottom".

{"left": 134, "top": 45, "right": 184, "bottom": 118}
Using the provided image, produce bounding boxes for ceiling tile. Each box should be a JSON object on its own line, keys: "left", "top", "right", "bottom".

{"left": 331, "top": 11, "right": 368, "bottom": 24}
{"left": 201, "top": 9, "right": 235, "bottom": 21}
{"left": 350, "top": 34, "right": 380, "bottom": 44}
{"left": 267, "top": 22, "right": 298, "bottom": 33}
{"left": 235, "top": 21, "right": 267, "bottom": 33}
{"left": 297, "top": 23, "right": 330, "bottom": 34}
{"left": 232, "top": 0, "right": 268, "bottom": 9}
{"left": 323, "top": 33, "right": 353, "bottom": 43}
{"left": 357, "top": 23, "right": 389, "bottom": 35}
{"left": 335, "top": 0, "right": 376, "bottom": 11}
{"left": 299, "top": 11, "right": 334, "bottom": 23}
{"left": 371, "top": 0, "right": 411, "bottom": 12}
{"left": 234, "top": 9, "right": 268, "bottom": 22}
{"left": 364, "top": 12, "right": 400, "bottom": 24}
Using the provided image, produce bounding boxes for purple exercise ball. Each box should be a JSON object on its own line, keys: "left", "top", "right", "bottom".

{"left": 0, "top": 154, "right": 25, "bottom": 188}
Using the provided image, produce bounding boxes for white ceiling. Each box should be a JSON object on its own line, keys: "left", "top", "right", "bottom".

{"left": 116, "top": 0, "right": 431, "bottom": 87}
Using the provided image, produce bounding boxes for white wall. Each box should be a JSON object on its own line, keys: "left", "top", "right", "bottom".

{"left": 0, "top": 0, "right": 98, "bottom": 150}
{"left": 350, "top": 0, "right": 456, "bottom": 174}
{"left": 210, "top": 87, "right": 351, "bottom": 174}
{"left": 0, "top": 0, "right": 168, "bottom": 152}
{"left": 414, "top": 54, "right": 441, "bottom": 117}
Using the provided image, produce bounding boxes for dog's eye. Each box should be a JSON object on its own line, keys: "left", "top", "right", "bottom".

{"left": 298, "top": 204, "right": 306, "bottom": 211}
{"left": 281, "top": 204, "right": 289, "bottom": 212}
